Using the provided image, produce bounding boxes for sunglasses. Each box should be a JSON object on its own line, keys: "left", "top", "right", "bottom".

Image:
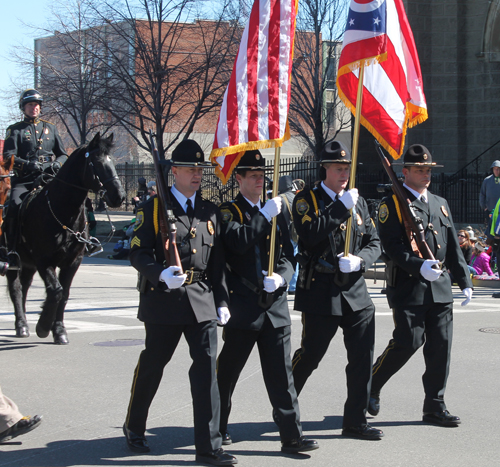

{"left": 457, "top": 234, "right": 466, "bottom": 238}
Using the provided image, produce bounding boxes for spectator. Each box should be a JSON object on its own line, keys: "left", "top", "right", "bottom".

{"left": 457, "top": 230, "right": 475, "bottom": 275}
{"left": 470, "top": 242, "right": 494, "bottom": 276}
{"left": 146, "top": 181, "right": 156, "bottom": 198}
{"left": 131, "top": 178, "right": 148, "bottom": 214}
{"left": 0, "top": 386, "right": 42, "bottom": 443}
{"left": 479, "top": 160, "right": 500, "bottom": 232}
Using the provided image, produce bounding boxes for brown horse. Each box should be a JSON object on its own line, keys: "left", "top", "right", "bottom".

{"left": 0, "top": 155, "right": 13, "bottom": 236}
{"left": 0, "top": 155, "right": 13, "bottom": 275}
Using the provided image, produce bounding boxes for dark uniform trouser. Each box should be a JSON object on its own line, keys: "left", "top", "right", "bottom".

{"left": 217, "top": 315, "right": 302, "bottom": 441}
{"left": 292, "top": 300, "right": 375, "bottom": 427}
{"left": 125, "top": 320, "right": 221, "bottom": 454}
{"left": 371, "top": 302, "right": 453, "bottom": 413}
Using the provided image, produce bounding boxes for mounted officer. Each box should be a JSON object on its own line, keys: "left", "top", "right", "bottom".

{"left": 2, "top": 89, "right": 68, "bottom": 258}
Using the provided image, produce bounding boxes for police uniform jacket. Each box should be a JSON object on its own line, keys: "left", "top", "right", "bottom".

{"left": 129, "top": 192, "right": 229, "bottom": 325}
{"left": 220, "top": 193, "right": 295, "bottom": 331}
{"left": 3, "top": 117, "right": 67, "bottom": 181}
{"left": 378, "top": 189, "right": 472, "bottom": 308}
{"left": 293, "top": 185, "right": 380, "bottom": 315}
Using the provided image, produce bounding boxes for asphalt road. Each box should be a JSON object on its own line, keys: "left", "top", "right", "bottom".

{"left": 0, "top": 250, "right": 499, "bottom": 467}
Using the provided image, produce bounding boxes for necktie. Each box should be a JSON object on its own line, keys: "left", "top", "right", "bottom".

{"left": 421, "top": 195, "right": 427, "bottom": 203}
{"left": 186, "top": 199, "right": 194, "bottom": 223}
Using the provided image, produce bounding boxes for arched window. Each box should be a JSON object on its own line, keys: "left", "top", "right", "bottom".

{"left": 481, "top": 0, "right": 500, "bottom": 61}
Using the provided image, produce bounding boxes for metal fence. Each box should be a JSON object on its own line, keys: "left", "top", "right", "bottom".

{"left": 107, "top": 159, "right": 487, "bottom": 225}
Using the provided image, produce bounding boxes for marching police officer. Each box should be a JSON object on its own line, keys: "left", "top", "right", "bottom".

{"left": 123, "top": 140, "right": 237, "bottom": 466}
{"left": 2, "top": 89, "right": 67, "bottom": 256}
{"left": 369, "top": 144, "right": 473, "bottom": 427}
{"left": 216, "top": 150, "right": 319, "bottom": 454}
{"left": 291, "top": 141, "right": 383, "bottom": 440}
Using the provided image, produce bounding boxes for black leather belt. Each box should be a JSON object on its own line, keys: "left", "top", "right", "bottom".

{"left": 185, "top": 269, "right": 206, "bottom": 285}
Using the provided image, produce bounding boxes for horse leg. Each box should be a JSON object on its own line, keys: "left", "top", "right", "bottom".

{"left": 51, "top": 261, "right": 82, "bottom": 345}
{"left": 6, "top": 266, "right": 36, "bottom": 338}
{"left": 35, "top": 266, "right": 63, "bottom": 339}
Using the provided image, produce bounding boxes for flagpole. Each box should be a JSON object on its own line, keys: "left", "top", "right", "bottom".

{"left": 344, "top": 63, "right": 365, "bottom": 255}
{"left": 268, "top": 146, "right": 281, "bottom": 275}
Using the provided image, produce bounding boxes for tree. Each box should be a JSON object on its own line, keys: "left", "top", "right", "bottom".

{"left": 289, "top": 0, "right": 349, "bottom": 159}
{"left": 88, "top": 0, "right": 242, "bottom": 159}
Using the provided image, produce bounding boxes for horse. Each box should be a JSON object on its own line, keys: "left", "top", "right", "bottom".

{"left": 5, "top": 132, "right": 126, "bottom": 344}
{"left": 0, "top": 155, "right": 14, "bottom": 275}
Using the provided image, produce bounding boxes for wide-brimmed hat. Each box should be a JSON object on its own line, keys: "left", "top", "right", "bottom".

{"left": 170, "top": 140, "right": 211, "bottom": 167}
{"left": 394, "top": 144, "right": 443, "bottom": 167}
{"left": 313, "top": 141, "right": 351, "bottom": 164}
{"left": 236, "top": 150, "right": 267, "bottom": 170}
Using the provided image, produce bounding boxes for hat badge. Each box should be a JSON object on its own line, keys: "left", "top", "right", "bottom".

{"left": 423, "top": 153, "right": 428, "bottom": 160}
{"left": 256, "top": 154, "right": 261, "bottom": 160}
{"left": 196, "top": 152, "right": 201, "bottom": 158}
{"left": 341, "top": 151, "right": 346, "bottom": 157}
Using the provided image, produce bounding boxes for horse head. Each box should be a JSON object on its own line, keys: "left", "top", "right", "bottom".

{"left": 83, "top": 133, "right": 126, "bottom": 208}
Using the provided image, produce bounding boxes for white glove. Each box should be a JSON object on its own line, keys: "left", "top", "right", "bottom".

{"left": 217, "top": 307, "right": 231, "bottom": 325}
{"left": 461, "top": 287, "right": 473, "bottom": 306}
{"left": 262, "top": 270, "right": 285, "bottom": 293}
{"left": 259, "top": 196, "right": 282, "bottom": 221}
{"left": 420, "top": 260, "right": 443, "bottom": 282}
{"left": 337, "top": 253, "right": 362, "bottom": 273}
{"left": 339, "top": 188, "right": 359, "bottom": 210}
{"left": 159, "top": 266, "right": 187, "bottom": 289}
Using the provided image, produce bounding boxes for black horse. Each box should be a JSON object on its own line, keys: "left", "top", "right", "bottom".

{"left": 6, "top": 132, "right": 125, "bottom": 344}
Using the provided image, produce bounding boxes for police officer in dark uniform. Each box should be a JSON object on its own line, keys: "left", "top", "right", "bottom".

{"left": 123, "top": 140, "right": 237, "bottom": 466}
{"left": 2, "top": 89, "right": 67, "bottom": 254}
{"left": 216, "top": 150, "right": 319, "bottom": 454}
{"left": 290, "top": 141, "right": 383, "bottom": 440}
{"left": 369, "top": 144, "right": 473, "bottom": 427}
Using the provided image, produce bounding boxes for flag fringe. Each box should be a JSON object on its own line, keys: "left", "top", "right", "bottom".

{"left": 337, "top": 52, "right": 388, "bottom": 79}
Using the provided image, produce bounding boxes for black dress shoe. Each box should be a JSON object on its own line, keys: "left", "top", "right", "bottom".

{"left": 222, "top": 432, "right": 232, "bottom": 445}
{"left": 0, "top": 415, "right": 42, "bottom": 443}
{"left": 281, "top": 436, "right": 319, "bottom": 453}
{"left": 368, "top": 395, "right": 380, "bottom": 416}
{"left": 342, "top": 424, "right": 384, "bottom": 440}
{"left": 195, "top": 448, "right": 238, "bottom": 465}
{"left": 422, "top": 410, "right": 461, "bottom": 427}
{"left": 123, "top": 424, "right": 150, "bottom": 453}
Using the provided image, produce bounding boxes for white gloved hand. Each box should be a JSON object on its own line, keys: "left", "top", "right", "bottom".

{"left": 217, "top": 306, "right": 231, "bottom": 325}
{"left": 461, "top": 287, "right": 473, "bottom": 306}
{"left": 259, "top": 196, "right": 282, "bottom": 221}
{"left": 339, "top": 188, "right": 359, "bottom": 210}
{"left": 159, "top": 266, "right": 187, "bottom": 289}
{"left": 420, "top": 260, "right": 443, "bottom": 282}
{"left": 337, "top": 253, "right": 362, "bottom": 273}
{"left": 262, "top": 270, "right": 285, "bottom": 293}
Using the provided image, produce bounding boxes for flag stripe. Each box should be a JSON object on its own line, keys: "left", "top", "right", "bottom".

{"left": 247, "top": 2, "right": 261, "bottom": 142}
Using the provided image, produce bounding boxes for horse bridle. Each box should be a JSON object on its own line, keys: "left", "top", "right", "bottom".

{"left": 0, "top": 173, "right": 11, "bottom": 209}
{"left": 84, "top": 148, "right": 120, "bottom": 195}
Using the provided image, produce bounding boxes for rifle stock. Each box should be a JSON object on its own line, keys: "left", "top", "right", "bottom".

{"left": 149, "top": 131, "right": 182, "bottom": 271}
{"left": 374, "top": 140, "right": 435, "bottom": 260}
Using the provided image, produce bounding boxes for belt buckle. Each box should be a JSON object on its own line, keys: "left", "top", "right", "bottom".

{"left": 185, "top": 269, "right": 194, "bottom": 285}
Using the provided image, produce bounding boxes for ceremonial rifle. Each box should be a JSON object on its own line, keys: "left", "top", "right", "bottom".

{"left": 375, "top": 140, "right": 435, "bottom": 260}
{"left": 149, "top": 130, "right": 182, "bottom": 271}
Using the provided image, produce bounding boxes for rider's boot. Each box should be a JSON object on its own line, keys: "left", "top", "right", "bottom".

{"left": 1, "top": 218, "right": 20, "bottom": 270}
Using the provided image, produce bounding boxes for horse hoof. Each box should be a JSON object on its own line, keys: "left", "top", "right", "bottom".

{"left": 52, "top": 321, "right": 69, "bottom": 345}
{"left": 36, "top": 322, "right": 52, "bottom": 339}
{"left": 15, "top": 325, "right": 30, "bottom": 338}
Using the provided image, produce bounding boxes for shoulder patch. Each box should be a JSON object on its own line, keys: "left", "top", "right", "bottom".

{"left": 5, "top": 128, "right": 11, "bottom": 139}
{"left": 134, "top": 210, "right": 145, "bottom": 231}
{"left": 379, "top": 203, "right": 389, "bottom": 223}
{"left": 295, "top": 198, "right": 310, "bottom": 216}
{"left": 221, "top": 208, "right": 233, "bottom": 224}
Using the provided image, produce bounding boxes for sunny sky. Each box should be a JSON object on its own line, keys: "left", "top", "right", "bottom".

{"left": 0, "top": 0, "right": 53, "bottom": 133}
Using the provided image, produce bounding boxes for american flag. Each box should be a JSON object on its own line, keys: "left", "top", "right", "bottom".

{"left": 210, "top": 0, "right": 298, "bottom": 184}
{"left": 336, "top": 0, "right": 428, "bottom": 160}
